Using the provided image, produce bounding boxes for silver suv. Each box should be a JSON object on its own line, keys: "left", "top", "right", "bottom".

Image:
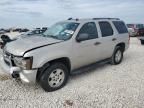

{"left": 0, "top": 18, "right": 129, "bottom": 92}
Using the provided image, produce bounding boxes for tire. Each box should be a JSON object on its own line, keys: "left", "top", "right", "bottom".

{"left": 39, "top": 62, "right": 69, "bottom": 92}
{"left": 140, "top": 40, "right": 144, "bottom": 45}
{"left": 111, "top": 46, "right": 123, "bottom": 65}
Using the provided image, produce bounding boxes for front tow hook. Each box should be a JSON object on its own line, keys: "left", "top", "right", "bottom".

{"left": 12, "top": 72, "right": 19, "bottom": 78}
{"left": 10, "top": 67, "right": 21, "bottom": 78}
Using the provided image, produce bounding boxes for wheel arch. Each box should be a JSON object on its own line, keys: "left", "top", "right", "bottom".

{"left": 116, "top": 42, "right": 125, "bottom": 52}
{"left": 36, "top": 57, "right": 71, "bottom": 81}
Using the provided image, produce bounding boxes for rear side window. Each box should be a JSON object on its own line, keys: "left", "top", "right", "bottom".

{"left": 99, "top": 22, "right": 113, "bottom": 37}
{"left": 113, "top": 21, "right": 128, "bottom": 34}
{"left": 78, "top": 22, "right": 98, "bottom": 39}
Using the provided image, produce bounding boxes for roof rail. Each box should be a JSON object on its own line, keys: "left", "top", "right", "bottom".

{"left": 67, "top": 18, "right": 79, "bottom": 21}
{"left": 93, "top": 18, "right": 120, "bottom": 20}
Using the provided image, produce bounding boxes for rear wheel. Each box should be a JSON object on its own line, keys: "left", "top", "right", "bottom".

{"left": 140, "top": 40, "right": 144, "bottom": 45}
{"left": 111, "top": 46, "right": 123, "bottom": 65}
{"left": 39, "top": 62, "right": 69, "bottom": 92}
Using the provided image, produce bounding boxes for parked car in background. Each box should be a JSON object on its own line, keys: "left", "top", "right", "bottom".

{"left": 138, "top": 36, "right": 144, "bottom": 45}
{"left": 0, "top": 30, "right": 5, "bottom": 35}
{"left": 17, "top": 28, "right": 48, "bottom": 38}
{"left": 4, "top": 29, "right": 11, "bottom": 33}
{"left": 12, "top": 28, "right": 22, "bottom": 32}
{"left": 0, "top": 27, "right": 48, "bottom": 46}
{"left": 0, "top": 35, "right": 12, "bottom": 48}
{"left": 127, "top": 24, "right": 144, "bottom": 45}
{"left": 42, "top": 27, "right": 48, "bottom": 30}
{"left": 128, "top": 28, "right": 135, "bottom": 37}
{"left": 26, "top": 28, "right": 48, "bottom": 35}
{"left": 19, "top": 28, "right": 29, "bottom": 32}
{"left": 127, "top": 24, "right": 144, "bottom": 37}
{"left": 0, "top": 18, "right": 129, "bottom": 92}
{"left": 137, "top": 27, "right": 144, "bottom": 45}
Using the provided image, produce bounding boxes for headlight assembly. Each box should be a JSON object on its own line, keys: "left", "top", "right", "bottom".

{"left": 13, "top": 57, "right": 33, "bottom": 70}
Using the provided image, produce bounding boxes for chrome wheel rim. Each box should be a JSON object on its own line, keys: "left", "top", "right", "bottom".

{"left": 48, "top": 69, "right": 65, "bottom": 88}
{"left": 115, "top": 50, "right": 122, "bottom": 62}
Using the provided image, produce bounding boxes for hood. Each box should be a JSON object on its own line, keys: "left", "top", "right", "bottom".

{"left": 5, "top": 35, "right": 62, "bottom": 56}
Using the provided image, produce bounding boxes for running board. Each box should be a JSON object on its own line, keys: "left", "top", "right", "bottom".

{"left": 71, "top": 58, "right": 111, "bottom": 75}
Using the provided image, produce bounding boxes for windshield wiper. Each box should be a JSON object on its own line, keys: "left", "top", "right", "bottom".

{"left": 48, "top": 35, "right": 57, "bottom": 38}
{"left": 46, "top": 35, "right": 60, "bottom": 40}
{"left": 41, "top": 34, "right": 61, "bottom": 40}
{"left": 41, "top": 33, "right": 47, "bottom": 37}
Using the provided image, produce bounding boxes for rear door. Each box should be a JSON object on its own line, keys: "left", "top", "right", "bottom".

{"left": 97, "top": 21, "right": 116, "bottom": 59}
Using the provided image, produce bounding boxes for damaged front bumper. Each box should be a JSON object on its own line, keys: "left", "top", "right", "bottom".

{"left": 0, "top": 56, "right": 37, "bottom": 83}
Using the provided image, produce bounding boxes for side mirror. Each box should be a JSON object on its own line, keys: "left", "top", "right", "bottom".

{"left": 76, "top": 33, "right": 89, "bottom": 42}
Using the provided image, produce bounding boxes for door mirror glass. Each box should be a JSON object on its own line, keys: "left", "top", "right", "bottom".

{"left": 76, "top": 33, "right": 89, "bottom": 42}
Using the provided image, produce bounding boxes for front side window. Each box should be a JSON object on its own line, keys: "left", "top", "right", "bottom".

{"left": 113, "top": 21, "right": 128, "bottom": 34}
{"left": 99, "top": 22, "right": 113, "bottom": 37}
{"left": 78, "top": 22, "right": 98, "bottom": 40}
{"left": 43, "top": 22, "right": 79, "bottom": 40}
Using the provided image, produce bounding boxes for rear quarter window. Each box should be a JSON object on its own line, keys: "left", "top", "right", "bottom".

{"left": 113, "top": 21, "right": 128, "bottom": 34}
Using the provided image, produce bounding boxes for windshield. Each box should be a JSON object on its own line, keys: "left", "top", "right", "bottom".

{"left": 43, "top": 22, "right": 79, "bottom": 40}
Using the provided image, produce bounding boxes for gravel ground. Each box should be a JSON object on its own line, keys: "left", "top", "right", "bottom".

{"left": 0, "top": 38, "right": 144, "bottom": 108}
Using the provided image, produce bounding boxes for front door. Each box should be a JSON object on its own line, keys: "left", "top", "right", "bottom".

{"left": 72, "top": 22, "right": 102, "bottom": 69}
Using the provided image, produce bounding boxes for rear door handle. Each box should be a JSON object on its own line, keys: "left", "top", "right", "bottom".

{"left": 94, "top": 42, "right": 101, "bottom": 45}
{"left": 112, "top": 38, "right": 117, "bottom": 41}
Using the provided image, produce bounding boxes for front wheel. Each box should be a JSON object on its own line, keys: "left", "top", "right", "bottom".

{"left": 111, "top": 46, "right": 123, "bottom": 65}
{"left": 39, "top": 62, "right": 69, "bottom": 92}
{"left": 140, "top": 40, "right": 144, "bottom": 45}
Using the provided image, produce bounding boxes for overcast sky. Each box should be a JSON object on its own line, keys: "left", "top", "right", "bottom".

{"left": 0, "top": 0, "right": 144, "bottom": 28}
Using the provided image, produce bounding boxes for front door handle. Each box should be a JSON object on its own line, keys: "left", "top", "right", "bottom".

{"left": 94, "top": 42, "right": 101, "bottom": 45}
{"left": 112, "top": 38, "right": 117, "bottom": 41}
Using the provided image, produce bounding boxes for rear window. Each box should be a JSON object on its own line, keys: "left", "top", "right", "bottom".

{"left": 113, "top": 21, "right": 128, "bottom": 34}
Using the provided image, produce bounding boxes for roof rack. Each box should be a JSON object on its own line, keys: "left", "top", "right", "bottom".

{"left": 67, "top": 18, "right": 79, "bottom": 21}
{"left": 68, "top": 18, "right": 120, "bottom": 21}
{"left": 93, "top": 18, "right": 120, "bottom": 20}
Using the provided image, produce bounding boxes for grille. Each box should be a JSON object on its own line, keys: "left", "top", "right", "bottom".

{"left": 5, "top": 51, "right": 11, "bottom": 57}
{"left": 4, "top": 59, "right": 10, "bottom": 66}
{"left": 3, "top": 50, "right": 12, "bottom": 66}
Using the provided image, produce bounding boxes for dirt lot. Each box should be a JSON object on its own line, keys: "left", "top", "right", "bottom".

{"left": 0, "top": 38, "right": 144, "bottom": 108}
